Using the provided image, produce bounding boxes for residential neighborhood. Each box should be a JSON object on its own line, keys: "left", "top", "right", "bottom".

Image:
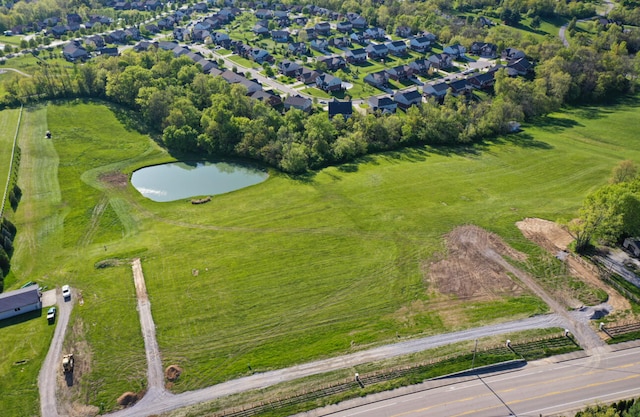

{"left": 0, "top": 0, "right": 536, "bottom": 117}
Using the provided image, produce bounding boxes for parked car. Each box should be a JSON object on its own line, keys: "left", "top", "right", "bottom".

{"left": 62, "top": 285, "right": 71, "bottom": 299}
{"left": 47, "top": 307, "right": 57, "bottom": 322}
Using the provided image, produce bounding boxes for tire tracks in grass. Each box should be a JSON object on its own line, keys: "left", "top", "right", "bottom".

{"left": 78, "top": 195, "right": 108, "bottom": 247}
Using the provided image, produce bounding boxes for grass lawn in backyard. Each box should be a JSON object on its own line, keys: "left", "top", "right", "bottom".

{"left": 227, "top": 55, "right": 260, "bottom": 69}
{"left": 2, "top": 96, "right": 640, "bottom": 413}
{"left": 0, "top": 310, "right": 56, "bottom": 417}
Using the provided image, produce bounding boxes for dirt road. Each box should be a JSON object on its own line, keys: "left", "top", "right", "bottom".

{"left": 131, "top": 258, "right": 166, "bottom": 393}
{"left": 38, "top": 288, "right": 74, "bottom": 417}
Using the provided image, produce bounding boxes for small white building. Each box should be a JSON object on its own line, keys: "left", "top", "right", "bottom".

{"left": 0, "top": 286, "right": 42, "bottom": 321}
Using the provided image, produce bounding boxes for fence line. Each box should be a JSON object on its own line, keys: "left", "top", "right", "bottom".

{"left": 0, "top": 104, "right": 23, "bottom": 220}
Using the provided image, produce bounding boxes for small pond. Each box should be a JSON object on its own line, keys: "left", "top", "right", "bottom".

{"left": 131, "top": 161, "right": 268, "bottom": 202}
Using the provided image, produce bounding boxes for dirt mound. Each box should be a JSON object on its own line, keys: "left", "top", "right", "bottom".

{"left": 516, "top": 218, "right": 631, "bottom": 312}
{"left": 117, "top": 392, "right": 140, "bottom": 407}
{"left": 516, "top": 218, "right": 573, "bottom": 252}
{"left": 427, "top": 225, "right": 528, "bottom": 300}
{"left": 165, "top": 365, "right": 183, "bottom": 381}
{"left": 99, "top": 171, "right": 128, "bottom": 189}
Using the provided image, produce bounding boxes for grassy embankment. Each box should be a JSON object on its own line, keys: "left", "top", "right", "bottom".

{"left": 0, "top": 97, "right": 639, "bottom": 414}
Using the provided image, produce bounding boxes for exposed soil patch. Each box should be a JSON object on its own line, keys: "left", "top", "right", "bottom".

{"left": 99, "top": 171, "right": 128, "bottom": 189}
{"left": 516, "top": 218, "right": 631, "bottom": 313}
{"left": 58, "top": 319, "right": 95, "bottom": 417}
{"left": 165, "top": 365, "right": 183, "bottom": 382}
{"left": 426, "top": 225, "right": 528, "bottom": 301}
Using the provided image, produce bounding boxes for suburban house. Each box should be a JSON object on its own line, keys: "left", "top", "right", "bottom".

{"left": 252, "top": 22, "right": 269, "bottom": 36}
{"left": 329, "top": 36, "right": 351, "bottom": 49}
{"left": 350, "top": 32, "right": 367, "bottom": 45}
{"left": 85, "top": 35, "right": 105, "bottom": 48}
{"left": 427, "top": 53, "right": 453, "bottom": 69}
{"left": 366, "top": 43, "right": 389, "bottom": 60}
{"left": 221, "top": 71, "right": 263, "bottom": 94}
{"left": 249, "top": 48, "right": 273, "bottom": 63}
{"left": 502, "top": 47, "right": 526, "bottom": 62}
{"left": 317, "top": 55, "right": 346, "bottom": 71}
{"left": 443, "top": 44, "right": 466, "bottom": 59}
{"left": 336, "top": 21, "right": 353, "bottom": 33}
{"left": 284, "top": 95, "right": 313, "bottom": 112}
{"left": 255, "top": 9, "right": 273, "bottom": 19}
{"left": 0, "top": 286, "right": 41, "bottom": 321}
{"left": 145, "top": 23, "right": 160, "bottom": 34}
{"left": 250, "top": 90, "right": 283, "bottom": 107}
{"left": 347, "top": 13, "right": 367, "bottom": 29}
{"left": 278, "top": 60, "right": 303, "bottom": 77}
{"left": 97, "top": 47, "right": 119, "bottom": 57}
{"left": 368, "top": 96, "right": 397, "bottom": 113}
{"left": 62, "top": 42, "right": 88, "bottom": 62}
{"left": 470, "top": 42, "right": 498, "bottom": 58}
{"left": 315, "top": 73, "right": 343, "bottom": 92}
{"left": 134, "top": 40, "right": 156, "bottom": 52}
{"left": 310, "top": 39, "right": 329, "bottom": 51}
{"left": 271, "top": 30, "right": 290, "bottom": 42}
{"left": 507, "top": 57, "right": 533, "bottom": 76}
{"left": 419, "top": 31, "right": 438, "bottom": 43}
{"left": 213, "top": 31, "right": 231, "bottom": 47}
{"left": 186, "top": 51, "right": 204, "bottom": 62}
{"left": 409, "top": 58, "right": 431, "bottom": 75}
{"left": 293, "top": 15, "right": 308, "bottom": 26}
{"left": 394, "top": 89, "right": 423, "bottom": 109}
{"left": 315, "top": 22, "right": 331, "bottom": 36}
{"left": 423, "top": 81, "right": 449, "bottom": 101}
{"left": 468, "top": 71, "right": 495, "bottom": 90}
{"left": 448, "top": 78, "right": 470, "bottom": 96}
{"left": 386, "top": 64, "right": 413, "bottom": 81}
{"left": 172, "top": 45, "right": 190, "bottom": 57}
{"left": 364, "top": 70, "right": 389, "bottom": 88}
{"left": 197, "top": 59, "right": 218, "bottom": 73}
{"left": 158, "top": 41, "right": 179, "bottom": 51}
{"left": 364, "top": 27, "right": 386, "bottom": 40}
{"left": 623, "top": 238, "right": 640, "bottom": 257}
{"left": 409, "top": 36, "right": 432, "bottom": 53}
{"left": 288, "top": 42, "right": 309, "bottom": 56}
{"left": 50, "top": 24, "right": 70, "bottom": 37}
{"left": 386, "top": 40, "right": 407, "bottom": 56}
{"left": 328, "top": 99, "right": 353, "bottom": 119}
{"left": 298, "top": 67, "right": 321, "bottom": 84}
{"left": 345, "top": 48, "right": 367, "bottom": 63}
{"left": 304, "top": 28, "right": 317, "bottom": 40}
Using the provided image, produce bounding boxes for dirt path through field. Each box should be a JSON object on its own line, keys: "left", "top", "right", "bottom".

{"left": 131, "top": 258, "right": 166, "bottom": 393}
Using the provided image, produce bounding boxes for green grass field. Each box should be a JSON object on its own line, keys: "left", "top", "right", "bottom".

{"left": 1, "top": 96, "right": 640, "bottom": 414}
{"left": 0, "top": 107, "right": 19, "bottom": 215}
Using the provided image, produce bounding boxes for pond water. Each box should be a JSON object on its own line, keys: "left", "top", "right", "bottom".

{"left": 131, "top": 161, "right": 268, "bottom": 202}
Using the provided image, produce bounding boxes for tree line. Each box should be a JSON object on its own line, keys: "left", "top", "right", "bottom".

{"left": 572, "top": 160, "right": 640, "bottom": 252}
{"left": 1, "top": 0, "right": 639, "bottom": 173}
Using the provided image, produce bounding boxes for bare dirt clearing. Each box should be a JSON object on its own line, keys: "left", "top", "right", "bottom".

{"left": 99, "top": 171, "right": 128, "bottom": 189}
{"left": 427, "top": 225, "right": 529, "bottom": 301}
{"left": 516, "top": 218, "right": 631, "bottom": 313}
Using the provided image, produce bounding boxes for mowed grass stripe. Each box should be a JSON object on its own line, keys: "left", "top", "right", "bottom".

{"left": 0, "top": 107, "right": 19, "bottom": 216}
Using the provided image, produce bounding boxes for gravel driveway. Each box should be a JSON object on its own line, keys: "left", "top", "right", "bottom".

{"left": 38, "top": 287, "right": 74, "bottom": 417}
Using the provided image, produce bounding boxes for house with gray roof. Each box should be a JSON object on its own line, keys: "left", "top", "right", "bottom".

{"left": 0, "top": 286, "right": 41, "bottom": 321}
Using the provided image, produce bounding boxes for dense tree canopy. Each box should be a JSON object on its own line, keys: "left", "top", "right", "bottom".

{"left": 572, "top": 161, "right": 640, "bottom": 251}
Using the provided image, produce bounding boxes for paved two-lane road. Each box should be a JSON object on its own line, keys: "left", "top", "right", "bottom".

{"left": 300, "top": 345, "right": 640, "bottom": 417}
